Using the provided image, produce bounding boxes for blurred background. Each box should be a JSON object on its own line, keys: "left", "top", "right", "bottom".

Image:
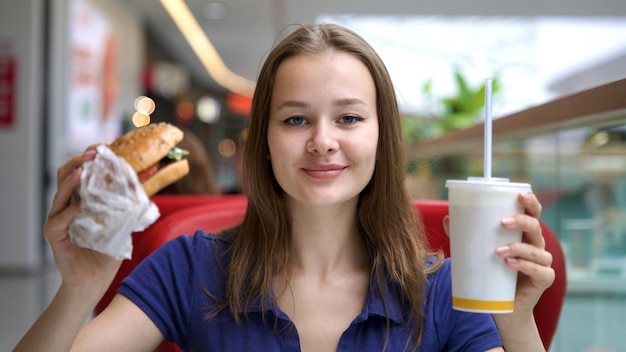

{"left": 1, "top": 0, "right": 626, "bottom": 351}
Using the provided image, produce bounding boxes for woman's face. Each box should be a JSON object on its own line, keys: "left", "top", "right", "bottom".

{"left": 267, "top": 51, "right": 379, "bottom": 208}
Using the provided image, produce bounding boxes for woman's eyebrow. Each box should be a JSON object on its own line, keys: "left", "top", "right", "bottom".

{"left": 333, "top": 98, "right": 366, "bottom": 106}
{"left": 276, "top": 100, "right": 309, "bottom": 109}
{"left": 275, "top": 98, "right": 366, "bottom": 110}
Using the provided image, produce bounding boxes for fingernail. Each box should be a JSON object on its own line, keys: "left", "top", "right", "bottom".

{"left": 82, "top": 150, "right": 96, "bottom": 158}
{"left": 496, "top": 245, "right": 511, "bottom": 254}
{"left": 501, "top": 216, "right": 516, "bottom": 226}
{"left": 505, "top": 257, "right": 518, "bottom": 264}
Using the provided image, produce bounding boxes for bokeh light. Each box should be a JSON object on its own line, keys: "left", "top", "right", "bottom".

{"left": 217, "top": 138, "right": 236, "bottom": 158}
{"left": 176, "top": 101, "right": 195, "bottom": 123}
{"left": 197, "top": 96, "right": 221, "bottom": 124}
{"left": 134, "top": 96, "right": 156, "bottom": 115}
{"left": 132, "top": 111, "right": 151, "bottom": 127}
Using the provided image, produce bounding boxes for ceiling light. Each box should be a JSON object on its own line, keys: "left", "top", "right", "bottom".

{"left": 160, "top": 0, "right": 255, "bottom": 97}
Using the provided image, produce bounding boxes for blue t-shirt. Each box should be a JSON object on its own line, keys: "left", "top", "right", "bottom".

{"left": 119, "top": 232, "right": 502, "bottom": 351}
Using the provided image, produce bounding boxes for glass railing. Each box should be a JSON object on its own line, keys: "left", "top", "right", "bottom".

{"left": 408, "top": 78, "right": 626, "bottom": 352}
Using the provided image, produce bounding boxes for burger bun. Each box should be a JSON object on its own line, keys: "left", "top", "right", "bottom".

{"left": 142, "top": 159, "right": 190, "bottom": 197}
{"left": 109, "top": 122, "right": 184, "bottom": 173}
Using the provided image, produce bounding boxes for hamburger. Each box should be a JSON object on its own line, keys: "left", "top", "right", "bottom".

{"left": 108, "top": 122, "right": 190, "bottom": 197}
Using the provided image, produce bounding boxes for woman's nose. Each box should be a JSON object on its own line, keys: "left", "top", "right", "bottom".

{"left": 306, "top": 123, "right": 339, "bottom": 155}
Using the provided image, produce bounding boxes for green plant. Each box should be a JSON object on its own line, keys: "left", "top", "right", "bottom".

{"left": 402, "top": 67, "right": 501, "bottom": 142}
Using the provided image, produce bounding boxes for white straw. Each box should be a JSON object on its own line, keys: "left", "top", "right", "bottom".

{"left": 484, "top": 78, "right": 493, "bottom": 180}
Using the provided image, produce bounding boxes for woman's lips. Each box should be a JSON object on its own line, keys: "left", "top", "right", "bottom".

{"left": 302, "top": 164, "right": 347, "bottom": 179}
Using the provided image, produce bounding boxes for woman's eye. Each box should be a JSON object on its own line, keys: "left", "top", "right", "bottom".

{"left": 285, "top": 116, "right": 306, "bottom": 126}
{"left": 339, "top": 115, "right": 362, "bottom": 124}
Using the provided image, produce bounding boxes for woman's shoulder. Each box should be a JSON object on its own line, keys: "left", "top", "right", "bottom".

{"left": 119, "top": 231, "right": 233, "bottom": 347}
{"left": 426, "top": 254, "right": 450, "bottom": 273}
{"left": 162, "top": 231, "right": 230, "bottom": 252}
{"left": 172, "top": 230, "right": 228, "bottom": 246}
{"left": 424, "top": 255, "right": 452, "bottom": 294}
{"left": 130, "top": 230, "right": 232, "bottom": 283}
{"left": 121, "top": 231, "right": 232, "bottom": 307}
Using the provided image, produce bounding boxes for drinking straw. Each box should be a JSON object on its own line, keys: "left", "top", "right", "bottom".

{"left": 484, "top": 78, "right": 493, "bottom": 180}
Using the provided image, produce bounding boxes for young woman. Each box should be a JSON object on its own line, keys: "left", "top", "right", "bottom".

{"left": 15, "top": 23, "right": 554, "bottom": 351}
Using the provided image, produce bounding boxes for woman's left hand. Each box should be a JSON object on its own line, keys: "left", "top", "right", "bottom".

{"left": 488, "top": 192, "right": 555, "bottom": 351}
{"left": 441, "top": 192, "right": 553, "bottom": 351}
{"left": 495, "top": 192, "right": 555, "bottom": 316}
{"left": 442, "top": 192, "right": 555, "bottom": 316}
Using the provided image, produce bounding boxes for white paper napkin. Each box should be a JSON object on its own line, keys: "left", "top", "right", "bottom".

{"left": 68, "top": 144, "right": 160, "bottom": 260}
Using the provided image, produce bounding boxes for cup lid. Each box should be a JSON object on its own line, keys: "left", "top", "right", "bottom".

{"left": 445, "top": 177, "right": 531, "bottom": 189}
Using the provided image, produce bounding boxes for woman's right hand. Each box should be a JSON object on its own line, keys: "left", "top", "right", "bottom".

{"left": 44, "top": 148, "right": 122, "bottom": 293}
{"left": 15, "top": 147, "right": 159, "bottom": 352}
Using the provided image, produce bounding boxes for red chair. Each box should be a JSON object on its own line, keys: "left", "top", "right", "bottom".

{"left": 95, "top": 199, "right": 566, "bottom": 352}
{"left": 94, "top": 194, "right": 248, "bottom": 315}
{"left": 147, "top": 194, "right": 248, "bottom": 216}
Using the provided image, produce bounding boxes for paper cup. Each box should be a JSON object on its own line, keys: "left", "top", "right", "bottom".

{"left": 445, "top": 177, "right": 532, "bottom": 314}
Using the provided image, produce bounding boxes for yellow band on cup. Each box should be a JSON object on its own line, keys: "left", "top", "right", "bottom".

{"left": 453, "top": 297, "right": 515, "bottom": 311}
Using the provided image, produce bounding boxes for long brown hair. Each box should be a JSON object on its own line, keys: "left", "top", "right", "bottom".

{"left": 222, "top": 23, "right": 440, "bottom": 350}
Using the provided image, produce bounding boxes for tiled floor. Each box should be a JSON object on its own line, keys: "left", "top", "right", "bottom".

{"left": 0, "top": 262, "right": 61, "bottom": 351}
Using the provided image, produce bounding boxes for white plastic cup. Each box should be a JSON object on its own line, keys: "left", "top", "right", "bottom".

{"left": 445, "top": 177, "right": 532, "bottom": 314}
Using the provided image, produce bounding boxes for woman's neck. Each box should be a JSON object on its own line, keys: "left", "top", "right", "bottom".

{"left": 287, "top": 199, "right": 369, "bottom": 278}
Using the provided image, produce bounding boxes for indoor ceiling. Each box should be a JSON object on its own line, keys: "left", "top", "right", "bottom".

{"left": 116, "top": 0, "right": 626, "bottom": 95}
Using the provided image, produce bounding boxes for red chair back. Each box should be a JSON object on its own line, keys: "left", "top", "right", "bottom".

{"left": 95, "top": 198, "right": 565, "bottom": 352}
{"left": 94, "top": 195, "right": 247, "bottom": 315}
